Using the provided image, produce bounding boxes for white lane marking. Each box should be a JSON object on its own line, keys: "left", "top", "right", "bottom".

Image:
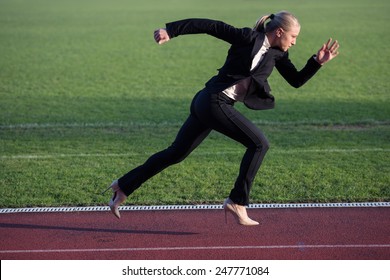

{"left": 0, "top": 244, "right": 389, "bottom": 254}
{"left": 1, "top": 120, "right": 388, "bottom": 129}
{"left": 0, "top": 202, "right": 389, "bottom": 214}
{"left": 1, "top": 148, "right": 388, "bottom": 160}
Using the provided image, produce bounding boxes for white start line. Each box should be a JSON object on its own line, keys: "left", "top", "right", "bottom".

{"left": 0, "top": 202, "right": 389, "bottom": 214}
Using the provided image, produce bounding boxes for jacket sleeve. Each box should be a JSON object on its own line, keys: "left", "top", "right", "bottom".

{"left": 165, "top": 18, "right": 253, "bottom": 45}
{"left": 276, "top": 53, "right": 322, "bottom": 88}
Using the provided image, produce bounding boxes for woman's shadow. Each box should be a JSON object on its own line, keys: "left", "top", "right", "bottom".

{"left": 0, "top": 222, "right": 198, "bottom": 236}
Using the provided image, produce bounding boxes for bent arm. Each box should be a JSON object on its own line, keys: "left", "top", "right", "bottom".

{"left": 276, "top": 38, "right": 340, "bottom": 88}
{"left": 276, "top": 53, "right": 322, "bottom": 88}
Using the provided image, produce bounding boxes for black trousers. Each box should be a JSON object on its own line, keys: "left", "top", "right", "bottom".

{"left": 118, "top": 90, "right": 269, "bottom": 205}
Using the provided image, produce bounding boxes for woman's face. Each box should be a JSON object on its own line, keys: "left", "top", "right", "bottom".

{"left": 274, "top": 24, "right": 300, "bottom": 51}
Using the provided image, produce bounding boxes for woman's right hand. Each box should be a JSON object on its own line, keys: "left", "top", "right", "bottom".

{"left": 154, "top": 28, "right": 170, "bottom": 44}
{"left": 315, "top": 38, "right": 340, "bottom": 65}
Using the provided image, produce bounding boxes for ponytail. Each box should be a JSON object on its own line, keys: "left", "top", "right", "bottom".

{"left": 254, "top": 11, "right": 299, "bottom": 33}
{"left": 253, "top": 14, "right": 274, "bottom": 32}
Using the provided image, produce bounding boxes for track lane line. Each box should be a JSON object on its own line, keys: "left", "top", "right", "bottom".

{"left": 1, "top": 202, "right": 389, "bottom": 214}
{"left": 1, "top": 244, "right": 390, "bottom": 254}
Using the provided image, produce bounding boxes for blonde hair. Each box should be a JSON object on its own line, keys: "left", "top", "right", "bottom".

{"left": 253, "top": 11, "right": 300, "bottom": 33}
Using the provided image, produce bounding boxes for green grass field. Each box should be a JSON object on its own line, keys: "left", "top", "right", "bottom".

{"left": 0, "top": 0, "right": 389, "bottom": 207}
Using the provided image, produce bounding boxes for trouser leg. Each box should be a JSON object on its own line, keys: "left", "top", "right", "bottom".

{"left": 194, "top": 92, "right": 269, "bottom": 206}
{"left": 118, "top": 114, "right": 211, "bottom": 196}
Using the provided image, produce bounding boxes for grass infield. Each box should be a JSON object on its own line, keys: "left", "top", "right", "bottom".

{"left": 0, "top": 0, "right": 389, "bottom": 207}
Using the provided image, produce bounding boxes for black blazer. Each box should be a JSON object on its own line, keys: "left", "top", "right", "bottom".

{"left": 166, "top": 18, "right": 322, "bottom": 110}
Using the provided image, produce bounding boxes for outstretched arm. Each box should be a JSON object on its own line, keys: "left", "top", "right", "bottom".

{"left": 154, "top": 19, "right": 253, "bottom": 45}
{"left": 315, "top": 38, "right": 340, "bottom": 65}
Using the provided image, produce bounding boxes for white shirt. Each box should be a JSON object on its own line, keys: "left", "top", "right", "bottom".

{"left": 223, "top": 35, "right": 271, "bottom": 101}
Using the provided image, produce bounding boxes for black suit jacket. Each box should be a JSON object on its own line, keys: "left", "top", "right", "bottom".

{"left": 166, "top": 18, "right": 322, "bottom": 110}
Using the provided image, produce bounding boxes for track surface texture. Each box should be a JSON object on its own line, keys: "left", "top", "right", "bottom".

{"left": 0, "top": 207, "right": 389, "bottom": 260}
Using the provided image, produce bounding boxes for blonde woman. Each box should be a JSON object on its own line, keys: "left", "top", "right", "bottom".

{"left": 105, "top": 11, "right": 339, "bottom": 226}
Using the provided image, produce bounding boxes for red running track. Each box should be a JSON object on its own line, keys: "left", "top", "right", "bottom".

{"left": 0, "top": 207, "right": 389, "bottom": 260}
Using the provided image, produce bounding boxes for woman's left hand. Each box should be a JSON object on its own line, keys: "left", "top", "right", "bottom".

{"left": 315, "top": 38, "right": 340, "bottom": 65}
{"left": 154, "top": 28, "right": 170, "bottom": 45}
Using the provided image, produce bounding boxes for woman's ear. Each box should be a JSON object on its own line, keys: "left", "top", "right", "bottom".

{"left": 275, "top": 28, "right": 284, "bottom": 38}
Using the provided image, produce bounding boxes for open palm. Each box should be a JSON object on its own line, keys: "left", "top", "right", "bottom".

{"left": 316, "top": 38, "right": 340, "bottom": 65}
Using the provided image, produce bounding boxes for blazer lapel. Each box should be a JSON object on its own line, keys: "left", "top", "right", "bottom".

{"left": 251, "top": 48, "right": 285, "bottom": 75}
{"left": 250, "top": 32, "right": 265, "bottom": 59}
